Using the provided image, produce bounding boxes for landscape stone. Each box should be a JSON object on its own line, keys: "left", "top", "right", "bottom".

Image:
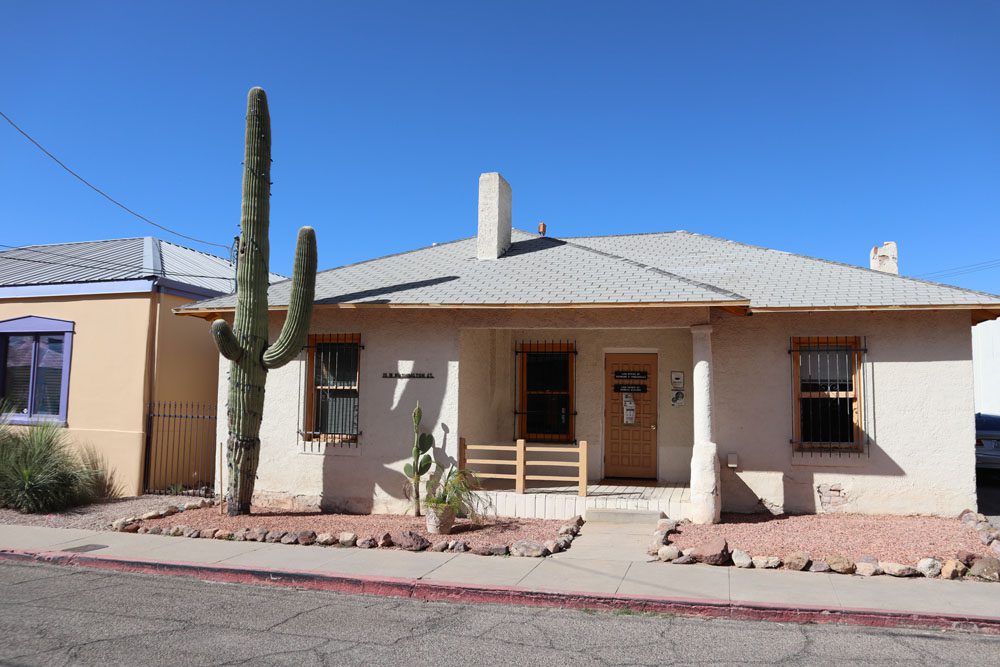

{"left": 316, "top": 533, "right": 336, "bottom": 546}
{"left": 690, "top": 537, "right": 730, "bottom": 566}
{"left": 356, "top": 537, "right": 377, "bottom": 549}
{"left": 338, "top": 532, "right": 357, "bottom": 547}
{"left": 146, "top": 526, "right": 162, "bottom": 536}
{"left": 556, "top": 535, "right": 574, "bottom": 549}
{"left": 199, "top": 529, "right": 217, "bottom": 539}
{"left": 558, "top": 524, "right": 579, "bottom": 536}
{"left": 140, "top": 510, "right": 163, "bottom": 520}
{"left": 162, "top": 506, "right": 179, "bottom": 516}
{"left": 111, "top": 517, "right": 137, "bottom": 531}
{"left": 167, "top": 526, "right": 186, "bottom": 537}
{"left": 232, "top": 529, "right": 247, "bottom": 541}
{"left": 881, "top": 562, "right": 918, "bottom": 577}
{"left": 544, "top": 539, "right": 561, "bottom": 555}
{"left": 958, "top": 508, "right": 977, "bottom": 524}
{"left": 731, "top": 549, "right": 753, "bottom": 568}
{"left": 137, "top": 527, "right": 149, "bottom": 534}
{"left": 213, "top": 530, "right": 234, "bottom": 540}
{"left": 955, "top": 550, "right": 977, "bottom": 567}
{"left": 183, "top": 502, "right": 201, "bottom": 511}
{"left": 978, "top": 528, "right": 999, "bottom": 546}
{"left": 656, "top": 519, "right": 679, "bottom": 534}
{"left": 431, "top": 541, "right": 449, "bottom": 552}
{"left": 968, "top": 556, "right": 1000, "bottom": 582}
{"left": 992, "top": 541, "right": 1000, "bottom": 558}
{"left": 672, "top": 554, "right": 696, "bottom": 565}
{"left": 808, "top": 560, "right": 831, "bottom": 573}
{"left": 827, "top": 554, "right": 855, "bottom": 575}
{"left": 449, "top": 540, "right": 470, "bottom": 552}
{"left": 510, "top": 539, "right": 549, "bottom": 558}
{"left": 473, "top": 544, "right": 509, "bottom": 556}
{"left": 296, "top": 530, "right": 317, "bottom": 546}
{"left": 265, "top": 530, "right": 286, "bottom": 543}
{"left": 916, "top": 557, "right": 942, "bottom": 578}
{"left": 377, "top": 532, "right": 393, "bottom": 548}
{"left": 784, "top": 552, "right": 810, "bottom": 571}
{"left": 752, "top": 556, "right": 782, "bottom": 569}
{"left": 658, "top": 545, "right": 681, "bottom": 562}
{"left": 395, "top": 531, "right": 431, "bottom": 551}
{"left": 855, "top": 555, "right": 881, "bottom": 577}
{"left": 120, "top": 522, "right": 140, "bottom": 533}
{"left": 941, "top": 559, "right": 968, "bottom": 579}
{"left": 570, "top": 515, "right": 585, "bottom": 527}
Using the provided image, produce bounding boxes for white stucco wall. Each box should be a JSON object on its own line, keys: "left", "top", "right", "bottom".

{"left": 215, "top": 306, "right": 976, "bottom": 517}
{"left": 711, "top": 309, "right": 976, "bottom": 517}
{"left": 973, "top": 319, "right": 1000, "bottom": 415}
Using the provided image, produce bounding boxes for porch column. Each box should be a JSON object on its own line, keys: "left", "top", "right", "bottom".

{"left": 690, "top": 324, "right": 721, "bottom": 524}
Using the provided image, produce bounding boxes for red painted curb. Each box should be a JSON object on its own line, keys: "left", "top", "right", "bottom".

{"left": 2, "top": 547, "right": 997, "bottom": 635}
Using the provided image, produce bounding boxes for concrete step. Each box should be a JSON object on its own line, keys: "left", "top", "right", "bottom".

{"left": 584, "top": 508, "right": 665, "bottom": 525}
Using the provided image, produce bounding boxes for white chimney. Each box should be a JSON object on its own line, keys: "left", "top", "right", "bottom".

{"left": 870, "top": 241, "right": 898, "bottom": 274}
{"left": 477, "top": 172, "right": 512, "bottom": 260}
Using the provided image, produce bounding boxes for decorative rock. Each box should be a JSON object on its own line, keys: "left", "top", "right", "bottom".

{"left": 214, "top": 530, "right": 234, "bottom": 540}
{"left": 881, "top": 562, "right": 918, "bottom": 577}
{"left": 992, "top": 541, "right": 1000, "bottom": 558}
{"left": 198, "top": 498, "right": 211, "bottom": 508}
{"left": 449, "top": 540, "right": 470, "bottom": 552}
{"left": 658, "top": 545, "right": 681, "bottom": 562}
{"left": 510, "top": 539, "right": 549, "bottom": 558}
{"left": 827, "top": 554, "right": 855, "bottom": 575}
{"left": 167, "top": 525, "right": 186, "bottom": 537}
{"left": 916, "top": 557, "right": 942, "bottom": 578}
{"left": 558, "top": 524, "right": 579, "bottom": 536}
{"left": 656, "top": 518, "right": 679, "bottom": 534}
{"left": 808, "top": 560, "right": 831, "bottom": 573}
{"left": 556, "top": 534, "right": 574, "bottom": 549}
{"left": 137, "top": 527, "right": 149, "bottom": 534}
{"left": 690, "top": 537, "right": 730, "bottom": 566}
{"left": 784, "top": 552, "right": 810, "bottom": 571}
{"left": 338, "top": 532, "right": 357, "bottom": 547}
{"left": 395, "top": 531, "right": 431, "bottom": 552}
{"left": 474, "top": 544, "right": 509, "bottom": 556}
{"left": 978, "top": 528, "right": 999, "bottom": 546}
{"left": 647, "top": 531, "right": 670, "bottom": 556}
{"left": 162, "top": 505, "right": 179, "bottom": 516}
{"left": 941, "top": 559, "right": 968, "bottom": 580}
{"left": 672, "top": 554, "right": 696, "bottom": 565}
{"left": 265, "top": 530, "right": 286, "bottom": 543}
{"left": 958, "top": 508, "right": 977, "bottom": 524}
{"left": 146, "top": 526, "right": 162, "bottom": 536}
{"left": 183, "top": 527, "right": 200, "bottom": 538}
{"left": 570, "top": 515, "right": 585, "bottom": 527}
{"left": 316, "top": 532, "right": 336, "bottom": 546}
{"left": 296, "top": 530, "right": 317, "bottom": 546}
{"left": 968, "top": 556, "right": 1000, "bottom": 582}
{"left": 140, "top": 510, "right": 163, "bottom": 520}
{"left": 280, "top": 533, "right": 299, "bottom": 545}
{"left": 377, "top": 533, "right": 393, "bottom": 548}
{"left": 199, "top": 528, "right": 217, "bottom": 539}
{"left": 431, "top": 540, "right": 449, "bottom": 552}
{"left": 855, "top": 555, "right": 881, "bottom": 577}
{"left": 955, "top": 550, "right": 977, "bottom": 567}
{"left": 731, "top": 549, "right": 753, "bottom": 568}
{"left": 183, "top": 502, "right": 201, "bottom": 511}
{"left": 232, "top": 529, "right": 247, "bottom": 542}
{"left": 356, "top": 537, "right": 377, "bottom": 549}
{"left": 119, "top": 522, "right": 140, "bottom": 533}
{"left": 250, "top": 527, "right": 269, "bottom": 542}
{"left": 975, "top": 521, "right": 993, "bottom": 532}
{"left": 544, "top": 539, "right": 561, "bottom": 555}
{"left": 752, "top": 556, "right": 782, "bottom": 569}
{"left": 111, "top": 517, "right": 138, "bottom": 531}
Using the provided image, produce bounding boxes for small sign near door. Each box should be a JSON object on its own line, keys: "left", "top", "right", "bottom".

{"left": 622, "top": 393, "right": 636, "bottom": 424}
{"left": 613, "top": 383, "right": 648, "bottom": 393}
{"left": 614, "top": 370, "right": 648, "bottom": 380}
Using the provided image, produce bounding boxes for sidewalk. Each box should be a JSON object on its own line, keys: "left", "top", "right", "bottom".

{"left": 2, "top": 523, "right": 998, "bottom": 633}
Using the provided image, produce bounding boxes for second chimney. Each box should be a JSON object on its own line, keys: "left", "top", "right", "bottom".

{"left": 477, "top": 172, "right": 512, "bottom": 260}
{"left": 870, "top": 241, "right": 899, "bottom": 274}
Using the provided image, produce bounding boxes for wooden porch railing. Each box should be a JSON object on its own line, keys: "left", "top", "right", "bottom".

{"left": 459, "top": 438, "right": 588, "bottom": 497}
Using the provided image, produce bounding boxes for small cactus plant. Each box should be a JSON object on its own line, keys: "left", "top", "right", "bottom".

{"left": 403, "top": 402, "right": 434, "bottom": 517}
{"left": 211, "top": 87, "right": 317, "bottom": 516}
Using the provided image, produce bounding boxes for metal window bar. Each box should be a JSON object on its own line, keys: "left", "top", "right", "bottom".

{"left": 298, "top": 333, "right": 361, "bottom": 451}
{"left": 788, "top": 336, "right": 873, "bottom": 457}
{"left": 143, "top": 401, "right": 217, "bottom": 496}
{"left": 514, "top": 339, "right": 577, "bottom": 443}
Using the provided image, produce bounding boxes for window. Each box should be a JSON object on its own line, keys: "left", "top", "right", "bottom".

{"left": 304, "top": 334, "right": 360, "bottom": 443}
{"left": 516, "top": 341, "right": 575, "bottom": 442}
{"left": 0, "top": 316, "right": 74, "bottom": 424}
{"left": 790, "top": 336, "right": 864, "bottom": 452}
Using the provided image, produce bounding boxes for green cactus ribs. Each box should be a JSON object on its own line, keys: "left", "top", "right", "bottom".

{"left": 211, "top": 87, "right": 317, "bottom": 517}
{"left": 404, "top": 402, "right": 435, "bottom": 517}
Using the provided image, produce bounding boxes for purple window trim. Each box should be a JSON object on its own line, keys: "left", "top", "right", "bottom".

{"left": 0, "top": 316, "right": 74, "bottom": 425}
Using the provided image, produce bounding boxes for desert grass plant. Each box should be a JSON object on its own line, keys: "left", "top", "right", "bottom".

{"left": 78, "top": 444, "right": 123, "bottom": 502}
{"left": 424, "top": 466, "right": 490, "bottom": 523}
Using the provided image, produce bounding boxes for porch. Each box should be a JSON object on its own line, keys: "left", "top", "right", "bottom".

{"left": 474, "top": 480, "right": 692, "bottom": 520}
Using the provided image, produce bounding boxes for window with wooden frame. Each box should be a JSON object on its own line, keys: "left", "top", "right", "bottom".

{"left": 790, "top": 336, "right": 865, "bottom": 452}
{"left": 304, "top": 334, "right": 361, "bottom": 443}
{"left": 516, "top": 341, "right": 576, "bottom": 443}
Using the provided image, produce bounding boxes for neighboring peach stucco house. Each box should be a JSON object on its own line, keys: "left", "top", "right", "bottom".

{"left": 0, "top": 237, "right": 282, "bottom": 496}
{"left": 181, "top": 173, "right": 1000, "bottom": 523}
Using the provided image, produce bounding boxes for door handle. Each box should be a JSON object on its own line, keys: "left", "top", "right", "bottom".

{"left": 650, "top": 424, "right": 657, "bottom": 430}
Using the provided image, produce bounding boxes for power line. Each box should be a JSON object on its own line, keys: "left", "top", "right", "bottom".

{"left": 0, "top": 109, "right": 231, "bottom": 252}
{"left": 917, "top": 258, "right": 1000, "bottom": 280}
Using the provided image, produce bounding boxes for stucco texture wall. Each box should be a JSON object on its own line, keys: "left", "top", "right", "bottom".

{"left": 0, "top": 294, "right": 153, "bottom": 495}
{"left": 711, "top": 309, "right": 976, "bottom": 517}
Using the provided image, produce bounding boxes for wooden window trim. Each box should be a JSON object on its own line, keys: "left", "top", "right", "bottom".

{"left": 304, "top": 333, "right": 361, "bottom": 444}
{"left": 517, "top": 342, "right": 575, "bottom": 443}
{"left": 791, "top": 336, "right": 863, "bottom": 452}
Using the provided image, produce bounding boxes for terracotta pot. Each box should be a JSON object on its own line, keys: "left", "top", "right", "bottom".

{"left": 426, "top": 506, "right": 455, "bottom": 534}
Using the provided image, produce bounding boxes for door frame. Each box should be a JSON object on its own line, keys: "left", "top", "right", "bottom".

{"left": 603, "top": 351, "right": 659, "bottom": 479}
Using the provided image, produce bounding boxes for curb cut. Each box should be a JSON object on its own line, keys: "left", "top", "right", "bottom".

{"left": 2, "top": 548, "right": 998, "bottom": 635}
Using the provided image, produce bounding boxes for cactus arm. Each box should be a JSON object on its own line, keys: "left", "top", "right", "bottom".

{"left": 211, "top": 319, "right": 243, "bottom": 361}
{"left": 262, "top": 226, "right": 317, "bottom": 370}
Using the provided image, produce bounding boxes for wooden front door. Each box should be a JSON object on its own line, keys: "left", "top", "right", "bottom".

{"left": 604, "top": 353, "right": 658, "bottom": 479}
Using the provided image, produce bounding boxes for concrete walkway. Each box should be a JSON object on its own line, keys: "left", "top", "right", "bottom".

{"left": 1, "top": 523, "right": 998, "bottom": 631}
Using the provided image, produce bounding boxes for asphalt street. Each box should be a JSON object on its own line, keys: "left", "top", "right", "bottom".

{"left": 1, "top": 560, "right": 998, "bottom": 666}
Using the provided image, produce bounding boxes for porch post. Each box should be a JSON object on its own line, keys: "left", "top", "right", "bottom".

{"left": 690, "top": 324, "right": 721, "bottom": 524}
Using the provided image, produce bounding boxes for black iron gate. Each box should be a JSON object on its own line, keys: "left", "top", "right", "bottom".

{"left": 143, "top": 401, "right": 217, "bottom": 497}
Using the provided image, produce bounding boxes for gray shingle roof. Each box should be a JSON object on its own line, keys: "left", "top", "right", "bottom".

{"left": 0, "top": 237, "right": 285, "bottom": 295}
{"left": 181, "top": 228, "right": 1000, "bottom": 311}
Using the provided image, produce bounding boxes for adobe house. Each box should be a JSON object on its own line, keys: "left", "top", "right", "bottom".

{"left": 181, "top": 173, "right": 1000, "bottom": 522}
{"left": 0, "top": 237, "right": 282, "bottom": 496}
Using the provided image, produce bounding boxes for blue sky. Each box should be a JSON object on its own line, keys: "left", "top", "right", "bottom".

{"left": 2, "top": 2, "right": 998, "bottom": 291}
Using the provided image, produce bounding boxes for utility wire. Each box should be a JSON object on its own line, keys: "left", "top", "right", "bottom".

{"left": 0, "top": 109, "right": 231, "bottom": 252}
{"left": 917, "top": 257, "right": 1000, "bottom": 280}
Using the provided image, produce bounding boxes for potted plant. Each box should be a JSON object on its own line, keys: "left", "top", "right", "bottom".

{"left": 423, "top": 467, "right": 483, "bottom": 535}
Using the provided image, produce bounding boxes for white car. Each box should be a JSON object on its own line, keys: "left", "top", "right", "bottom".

{"left": 977, "top": 413, "right": 1000, "bottom": 470}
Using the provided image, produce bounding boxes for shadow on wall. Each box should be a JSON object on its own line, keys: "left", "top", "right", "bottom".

{"left": 318, "top": 357, "right": 455, "bottom": 514}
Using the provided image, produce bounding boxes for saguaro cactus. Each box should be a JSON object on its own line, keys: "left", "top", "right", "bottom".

{"left": 211, "top": 87, "right": 317, "bottom": 516}
{"left": 403, "top": 402, "right": 434, "bottom": 517}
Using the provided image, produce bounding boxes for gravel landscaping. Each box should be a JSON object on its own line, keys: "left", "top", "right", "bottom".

{"left": 667, "top": 512, "right": 994, "bottom": 564}
{"left": 138, "top": 505, "right": 567, "bottom": 551}
{"left": 0, "top": 495, "right": 194, "bottom": 531}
